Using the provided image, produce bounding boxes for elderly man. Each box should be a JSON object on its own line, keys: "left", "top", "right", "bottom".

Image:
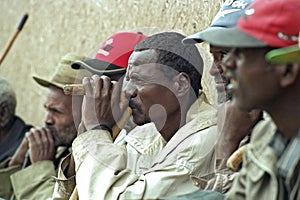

{"left": 70, "top": 31, "right": 218, "bottom": 199}
{"left": 0, "top": 53, "right": 89, "bottom": 200}
{"left": 0, "top": 77, "right": 32, "bottom": 163}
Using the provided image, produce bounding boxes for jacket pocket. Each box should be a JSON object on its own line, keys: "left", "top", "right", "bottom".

{"left": 247, "top": 161, "right": 266, "bottom": 183}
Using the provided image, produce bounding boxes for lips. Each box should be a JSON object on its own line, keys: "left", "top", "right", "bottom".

{"left": 226, "top": 78, "right": 238, "bottom": 93}
{"left": 129, "top": 101, "right": 141, "bottom": 113}
{"left": 214, "top": 77, "right": 229, "bottom": 92}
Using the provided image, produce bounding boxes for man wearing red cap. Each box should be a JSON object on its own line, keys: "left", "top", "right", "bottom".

{"left": 52, "top": 32, "right": 148, "bottom": 199}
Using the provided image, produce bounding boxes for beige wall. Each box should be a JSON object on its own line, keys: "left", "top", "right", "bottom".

{"left": 0, "top": 0, "right": 222, "bottom": 126}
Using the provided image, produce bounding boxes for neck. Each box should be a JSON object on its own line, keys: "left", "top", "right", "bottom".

{"left": 265, "top": 86, "right": 300, "bottom": 139}
{"left": 156, "top": 102, "right": 190, "bottom": 142}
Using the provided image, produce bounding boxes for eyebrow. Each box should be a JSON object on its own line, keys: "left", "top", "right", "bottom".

{"left": 44, "top": 104, "right": 64, "bottom": 114}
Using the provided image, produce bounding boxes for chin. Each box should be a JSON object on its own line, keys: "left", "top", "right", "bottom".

{"left": 232, "top": 98, "right": 250, "bottom": 112}
{"left": 132, "top": 115, "right": 150, "bottom": 126}
{"left": 133, "top": 119, "right": 147, "bottom": 126}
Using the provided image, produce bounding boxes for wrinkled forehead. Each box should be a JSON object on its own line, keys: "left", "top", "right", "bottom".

{"left": 128, "top": 49, "right": 158, "bottom": 68}
{"left": 46, "top": 86, "right": 72, "bottom": 106}
{"left": 127, "top": 49, "right": 160, "bottom": 75}
{"left": 126, "top": 50, "right": 180, "bottom": 85}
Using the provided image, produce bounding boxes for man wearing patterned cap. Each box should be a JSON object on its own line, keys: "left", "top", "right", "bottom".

{"left": 181, "top": 0, "right": 268, "bottom": 194}
{"left": 52, "top": 32, "right": 147, "bottom": 199}
{"left": 0, "top": 53, "right": 90, "bottom": 200}
{"left": 208, "top": 0, "right": 300, "bottom": 198}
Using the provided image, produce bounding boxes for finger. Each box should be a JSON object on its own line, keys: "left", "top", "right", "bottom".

{"left": 83, "top": 77, "right": 93, "bottom": 98}
{"left": 101, "top": 75, "right": 112, "bottom": 97}
{"left": 27, "top": 128, "right": 39, "bottom": 147}
{"left": 112, "top": 80, "right": 121, "bottom": 99}
{"left": 92, "top": 75, "right": 101, "bottom": 98}
{"left": 38, "top": 127, "right": 52, "bottom": 151}
{"left": 28, "top": 127, "right": 46, "bottom": 151}
{"left": 45, "top": 127, "right": 55, "bottom": 148}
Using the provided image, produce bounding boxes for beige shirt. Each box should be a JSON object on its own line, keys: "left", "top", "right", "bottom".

{"left": 225, "top": 114, "right": 300, "bottom": 200}
{"left": 53, "top": 94, "right": 218, "bottom": 199}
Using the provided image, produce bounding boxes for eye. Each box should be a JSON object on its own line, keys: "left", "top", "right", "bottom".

{"left": 220, "top": 51, "right": 228, "bottom": 58}
{"left": 212, "top": 51, "right": 228, "bottom": 61}
{"left": 234, "top": 48, "right": 244, "bottom": 58}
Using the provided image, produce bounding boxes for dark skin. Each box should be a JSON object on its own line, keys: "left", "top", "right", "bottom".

{"left": 210, "top": 45, "right": 262, "bottom": 160}
{"left": 125, "top": 49, "right": 192, "bottom": 141}
{"left": 9, "top": 86, "right": 79, "bottom": 166}
{"left": 80, "top": 49, "right": 192, "bottom": 142}
{"left": 64, "top": 49, "right": 194, "bottom": 179}
{"left": 222, "top": 47, "right": 300, "bottom": 139}
{"left": 65, "top": 73, "right": 136, "bottom": 178}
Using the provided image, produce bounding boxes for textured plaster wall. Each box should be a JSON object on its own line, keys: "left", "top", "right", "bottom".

{"left": 0, "top": 0, "right": 222, "bottom": 126}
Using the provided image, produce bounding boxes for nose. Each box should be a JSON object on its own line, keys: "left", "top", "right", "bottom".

{"left": 209, "top": 61, "right": 224, "bottom": 77}
{"left": 44, "top": 111, "right": 54, "bottom": 126}
{"left": 124, "top": 80, "right": 138, "bottom": 100}
{"left": 209, "top": 52, "right": 225, "bottom": 77}
{"left": 222, "top": 49, "right": 236, "bottom": 75}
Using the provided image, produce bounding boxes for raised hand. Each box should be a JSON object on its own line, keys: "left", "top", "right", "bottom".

{"left": 215, "top": 101, "right": 262, "bottom": 159}
{"left": 80, "top": 75, "right": 121, "bottom": 133}
{"left": 26, "top": 127, "right": 56, "bottom": 163}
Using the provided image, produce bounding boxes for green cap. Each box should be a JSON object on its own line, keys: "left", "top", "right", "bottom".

{"left": 266, "top": 32, "right": 300, "bottom": 64}
{"left": 33, "top": 53, "right": 91, "bottom": 89}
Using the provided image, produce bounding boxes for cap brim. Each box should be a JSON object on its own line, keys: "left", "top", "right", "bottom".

{"left": 266, "top": 45, "right": 300, "bottom": 64}
{"left": 183, "top": 27, "right": 227, "bottom": 44}
{"left": 71, "top": 59, "right": 126, "bottom": 76}
{"left": 187, "top": 27, "right": 267, "bottom": 48}
{"left": 32, "top": 76, "right": 64, "bottom": 89}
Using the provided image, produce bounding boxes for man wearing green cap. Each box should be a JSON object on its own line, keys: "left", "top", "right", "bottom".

{"left": 0, "top": 53, "right": 90, "bottom": 200}
{"left": 183, "top": 0, "right": 300, "bottom": 199}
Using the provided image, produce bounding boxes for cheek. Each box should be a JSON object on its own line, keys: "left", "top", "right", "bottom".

{"left": 54, "top": 115, "right": 74, "bottom": 131}
{"left": 142, "top": 86, "right": 178, "bottom": 114}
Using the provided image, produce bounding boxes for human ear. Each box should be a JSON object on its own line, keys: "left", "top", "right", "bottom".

{"left": 174, "top": 72, "right": 190, "bottom": 97}
{"left": 279, "top": 63, "right": 300, "bottom": 87}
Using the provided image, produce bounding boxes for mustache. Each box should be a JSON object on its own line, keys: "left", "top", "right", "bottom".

{"left": 45, "top": 125, "right": 60, "bottom": 146}
{"left": 214, "top": 74, "right": 230, "bottom": 84}
{"left": 129, "top": 100, "right": 142, "bottom": 112}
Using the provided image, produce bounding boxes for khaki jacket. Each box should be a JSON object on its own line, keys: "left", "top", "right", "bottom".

{"left": 226, "top": 114, "right": 300, "bottom": 200}
{"left": 53, "top": 94, "right": 218, "bottom": 199}
{"left": 0, "top": 147, "right": 69, "bottom": 200}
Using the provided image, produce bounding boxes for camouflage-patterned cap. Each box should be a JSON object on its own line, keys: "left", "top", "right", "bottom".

{"left": 33, "top": 53, "right": 91, "bottom": 89}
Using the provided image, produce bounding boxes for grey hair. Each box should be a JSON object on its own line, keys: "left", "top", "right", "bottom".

{"left": 0, "top": 77, "right": 16, "bottom": 115}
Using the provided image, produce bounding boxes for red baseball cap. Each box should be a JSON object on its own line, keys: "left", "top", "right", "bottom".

{"left": 266, "top": 32, "right": 300, "bottom": 64}
{"left": 198, "top": 0, "right": 300, "bottom": 48}
{"left": 72, "top": 32, "right": 147, "bottom": 75}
